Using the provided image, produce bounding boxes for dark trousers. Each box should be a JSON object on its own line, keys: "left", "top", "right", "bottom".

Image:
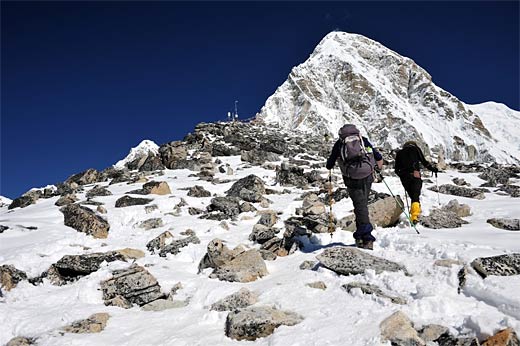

{"left": 344, "top": 175, "right": 376, "bottom": 242}
{"left": 399, "top": 174, "right": 422, "bottom": 202}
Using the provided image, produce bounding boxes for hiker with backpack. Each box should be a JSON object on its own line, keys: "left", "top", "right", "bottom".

{"left": 326, "top": 124, "right": 383, "bottom": 250}
{"left": 394, "top": 141, "right": 438, "bottom": 224}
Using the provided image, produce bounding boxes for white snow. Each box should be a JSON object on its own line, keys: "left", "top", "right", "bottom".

{"left": 114, "top": 140, "right": 160, "bottom": 169}
{"left": 1, "top": 154, "right": 519, "bottom": 345}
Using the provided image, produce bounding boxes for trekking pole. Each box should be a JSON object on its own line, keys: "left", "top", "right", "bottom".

{"left": 435, "top": 171, "right": 440, "bottom": 206}
{"left": 327, "top": 170, "right": 335, "bottom": 238}
{"left": 377, "top": 171, "right": 420, "bottom": 234}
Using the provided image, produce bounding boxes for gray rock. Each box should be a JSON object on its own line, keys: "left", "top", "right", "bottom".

{"left": 259, "top": 249, "right": 277, "bottom": 261}
{"left": 159, "top": 234, "right": 200, "bottom": 257}
{"left": 115, "top": 195, "right": 153, "bottom": 208}
{"left": 471, "top": 253, "right": 520, "bottom": 278}
{"left": 299, "top": 260, "right": 318, "bottom": 270}
{"left": 138, "top": 217, "right": 164, "bottom": 230}
{"left": 55, "top": 194, "right": 79, "bottom": 207}
{"left": 199, "top": 239, "right": 268, "bottom": 283}
{"left": 187, "top": 185, "right": 211, "bottom": 197}
{"left": 62, "top": 313, "right": 110, "bottom": 333}
{"left": 249, "top": 224, "right": 279, "bottom": 244}
{"left": 420, "top": 208, "right": 468, "bottom": 229}
{"left": 8, "top": 195, "right": 37, "bottom": 210}
{"left": 5, "top": 337, "right": 36, "bottom": 346}
{"left": 342, "top": 196, "right": 403, "bottom": 231}
{"left": 60, "top": 203, "right": 110, "bottom": 238}
{"left": 435, "top": 332, "right": 479, "bottom": 346}
{"left": 139, "top": 155, "right": 165, "bottom": 172}
{"left": 159, "top": 141, "right": 188, "bottom": 169}
{"left": 206, "top": 196, "right": 242, "bottom": 219}
{"left": 429, "top": 184, "right": 485, "bottom": 200}
{"left": 240, "top": 149, "right": 280, "bottom": 165}
{"left": 226, "top": 174, "right": 266, "bottom": 202}
{"left": 146, "top": 231, "right": 174, "bottom": 254}
{"left": 210, "top": 288, "right": 258, "bottom": 311}
{"left": 343, "top": 282, "right": 406, "bottom": 304}
{"left": 443, "top": 199, "right": 471, "bottom": 218}
{"left": 240, "top": 202, "right": 257, "bottom": 213}
{"left": 257, "top": 211, "right": 278, "bottom": 227}
{"left": 0, "top": 225, "right": 8, "bottom": 233}
{"left": 141, "top": 298, "right": 188, "bottom": 311}
{"left": 276, "top": 163, "right": 308, "bottom": 188}
{"left": 188, "top": 207, "right": 204, "bottom": 215}
{"left": 317, "top": 247, "right": 407, "bottom": 275}
{"left": 86, "top": 186, "right": 112, "bottom": 198}
{"left": 418, "top": 324, "right": 449, "bottom": 343}
{"left": 487, "top": 218, "right": 520, "bottom": 231}
{"left": 0, "top": 265, "right": 28, "bottom": 291}
{"left": 452, "top": 178, "right": 469, "bottom": 186}
{"left": 498, "top": 184, "right": 520, "bottom": 198}
{"left": 145, "top": 204, "right": 159, "bottom": 214}
{"left": 380, "top": 311, "right": 426, "bottom": 346}
{"left": 66, "top": 168, "right": 103, "bottom": 186}
{"left": 225, "top": 306, "right": 303, "bottom": 341}
{"left": 101, "top": 264, "right": 164, "bottom": 307}
{"left": 478, "top": 167, "right": 511, "bottom": 187}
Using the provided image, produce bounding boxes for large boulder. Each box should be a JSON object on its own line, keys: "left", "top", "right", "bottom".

{"left": 45, "top": 251, "right": 138, "bottom": 285}
{"left": 60, "top": 204, "right": 110, "bottom": 238}
{"left": 341, "top": 195, "right": 403, "bottom": 231}
{"left": 317, "top": 247, "right": 407, "bottom": 275}
{"left": 139, "top": 155, "right": 165, "bottom": 172}
{"left": 210, "top": 288, "right": 258, "bottom": 311}
{"left": 143, "top": 181, "right": 171, "bottom": 195}
{"left": 85, "top": 186, "right": 112, "bottom": 198}
{"left": 429, "top": 184, "right": 485, "bottom": 200}
{"left": 275, "top": 163, "right": 308, "bottom": 188}
{"left": 115, "top": 195, "right": 153, "bottom": 208}
{"left": 8, "top": 195, "right": 37, "bottom": 210}
{"left": 101, "top": 264, "right": 164, "bottom": 307}
{"left": 206, "top": 196, "right": 242, "bottom": 219}
{"left": 380, "top": 311, "right": 426, "bottom": 346}
{"left": 487, "top": 218, "right": 520, "bottom": 231}
{"left": 471, "top": 253, "right": 520, "bottom": 278}
{"left": 240, "top": 149, "right": 280, "bottom": 165}
{"left": 420, "top": 208, "right": 469, "bottom": 229}
{"left": 62, "top": 313, "right": 110, "bottom": 334}
{"left": 55, "top": 194, "right": 79, "bottom": 207}
{"left": 226, "top": 174, "right": 266, "bottom": 202}
{"left": 198, "top": 239, "right": 268, "bottom": 283}
{"left": 249, "top": 224, "right": 279, "bottom": 244}
{"left": 225, "top": 306, "right": 303, "bottom": 341}
{"left": 478, "top": 167, "right": 511, "bottom": 187}
{"left": 159, "top": 141, "right": 188, "bottom": 169}
{"left": 66, "top": 168, "right": 104, "bottom": 186}
{"left": 0, "top": 265, "right": 28, "bottom": 291}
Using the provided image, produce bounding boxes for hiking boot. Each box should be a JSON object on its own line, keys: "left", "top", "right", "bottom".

{"left": 355, "top": 239, "right": 364, "bottom": 248}
{"left": 362, "top": 241, "right": 374, "bottom": 250}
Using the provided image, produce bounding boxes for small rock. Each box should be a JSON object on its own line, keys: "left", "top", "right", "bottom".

{"left": 138, "top": 217, "right": 164, "bottom": 230}
{"left": 145, "top": 204, "right": 159, "bottom": 214}
{"left": 0, "top": 265, "right": 27, "bottom": 291}
{"left": 143, "top": 181, "right": 171, "bottom": 195}
{"left": 418, "top": 324, "right": 449, "bottom": 343}
{"left": 219, "top": 221, "right": 230, "bottom": 230}
{"left": 299, "top": 260, "right": 317, "bottom": 270}
{"left": 343, "top": 282, "right": 406, "bottom": 305}
{"left": 240, "top": 202, "right": 257, "bottom": 213}
{"left": 187, "top": 185, "right": 211, "bottom": 197}
{"left": 225, "top": 306, "right": 303, "bottom": 341}
{"left": 5, "top": 337, "right": 36, "bottom": 346}
{"left": 188, "top": 207, "right": 204, "bottom": 215}
{"left": 146, "top": 231, "right": 174, "bottom": 254}
{"left": 62, "top": 313, "right": 110, "bottom": 333}
{"left": 487, "top": 218, "right": 520, "bottom": 231}
{"left": 115, "top": 248, "right": 145, "bottom": 260}
{"left": 86, "top": 186, "right": 112, "bottom": 198}
{"left": 434, "top": 259, "right": 464, "bottom": 267}
{"left": 55, "top": 194, "right": 79, "bottom": 207}
{"left": 481, "top": 327, "right": 519, "bottom": 346}
{"left": 210, "top": 288, "right": 258, "bottom": 311}
{"left": 115, "top": 195, "right": 153, "bottom": 208}
{"left": 141, "top": 298, "right": 188, "bottom": 311}
{"left": 380, "top": 311, "right": 426, "bottom": 346}
{"left": 97, "top": 205, "right": 107, "bottom": 214}
{"left": 257, "top": 211, "right": 278, "bottom": 227}
{"left": 421, "top": 208, "right": 469, "bottom": 229}
{"left": 249, "top": 224, "right": 278, "bottom": 244}
{"left": 306, "top": 281, "right": 327, "bottom": 290}
{"left": 443, "top": 199, "right": 471, "bottom": 218}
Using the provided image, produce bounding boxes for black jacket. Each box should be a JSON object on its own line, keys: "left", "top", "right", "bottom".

{"left": 326, "top": 137, "right": 383, "bottom": 170}
{"left": 394, "top": 143, "right": 436, "bottom": 176}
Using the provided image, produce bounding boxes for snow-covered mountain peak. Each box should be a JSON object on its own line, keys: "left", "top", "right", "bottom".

{"left": 114, "top": 139, "right": 159, "bottom": 169}
{"left": 257, "top": 31, "right": 520, "bottom": 164}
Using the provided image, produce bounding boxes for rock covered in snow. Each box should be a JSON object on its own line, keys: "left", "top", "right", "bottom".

{"left": 210, "top": 288, "right": 258, "bottom": 311}
{"left": 60, "top": 203, "right": 110, "bottom": 238}
{"left": 115, "top": 139, "right": 160, "bottom": 169}
{"left": 5, "top": 337, "right": 36, "bottom": 346}
{"left": 225, "top": 306, "right": 303, "bottom": 341}
{"left": 317, "top": 247, "right": 407, "bottom": 275}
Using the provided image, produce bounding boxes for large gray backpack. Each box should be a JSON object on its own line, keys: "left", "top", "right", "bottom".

{"left": 337, "top": 124, "right": 375, "bottom": 179}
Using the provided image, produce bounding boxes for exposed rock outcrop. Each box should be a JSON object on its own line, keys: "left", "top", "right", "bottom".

{"left": 60, "top": 204, "right": 110, "bottom": 238}
{"left": 471, "top": 253, "right": 520, "bottom": 278}
{"left": 226, "top": 174, "right": 266, "bottom": 202}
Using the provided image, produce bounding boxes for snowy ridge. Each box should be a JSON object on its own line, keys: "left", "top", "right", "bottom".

{"left": 114, "top": 140, "right": 159, "bottom": 169}
{"left": 257, "top": 31, "right": 520, "bottom": 163}
{"left": 0, "top": 196, "right": 12, "bottom": 207}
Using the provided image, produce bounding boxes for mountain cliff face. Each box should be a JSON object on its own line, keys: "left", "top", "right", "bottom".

{"left": 256, "top": 31, "right": 519, "bottom": 163}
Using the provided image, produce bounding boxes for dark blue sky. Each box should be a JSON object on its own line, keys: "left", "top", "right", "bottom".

{"left": 2, "top": 1, "right": 519, "bottom": 198}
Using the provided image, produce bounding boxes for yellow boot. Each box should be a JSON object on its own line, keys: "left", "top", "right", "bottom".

{"left": 410, "top": 202, "right": 421, "bottom": 224}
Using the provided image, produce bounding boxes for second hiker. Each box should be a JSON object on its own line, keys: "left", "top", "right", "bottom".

{"left": 326, "top": 124, "right": 383, "bottom": 250}
{"left": 394, "top": 141, "right": 438, "bottom": 224}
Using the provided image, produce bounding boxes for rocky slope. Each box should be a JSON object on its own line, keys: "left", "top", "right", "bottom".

{"left": 256, "top": 31, "right": 520, "bottom": 164}
{"left": 1, "top": 120, "right": 520, "bottom": 345}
